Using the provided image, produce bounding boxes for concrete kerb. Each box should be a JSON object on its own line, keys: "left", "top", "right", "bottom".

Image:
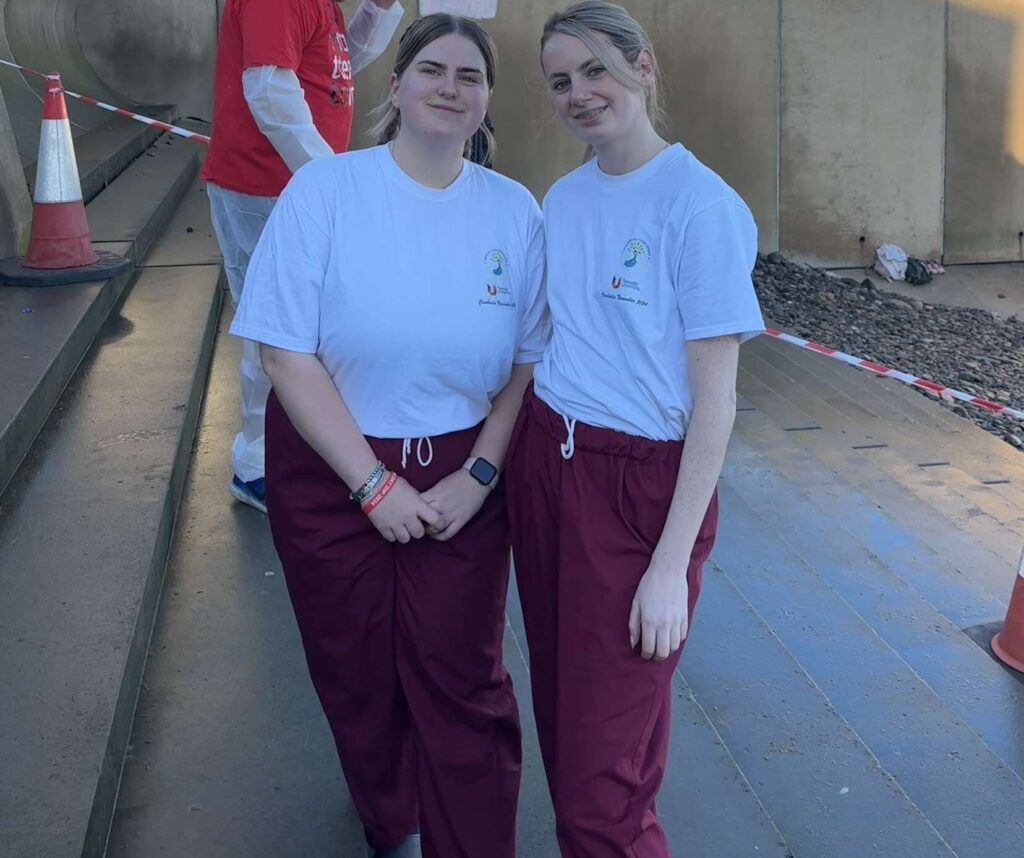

{"left": 0, "top": 264, "right": 133, "bottom": 498}
{"left": 84, "top": 273, "right": 224, "bottom": 858}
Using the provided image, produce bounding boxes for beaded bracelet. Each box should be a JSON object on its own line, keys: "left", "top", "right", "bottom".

{"left": 361, "top": 471, "right": 398, "bottom": 515}
{"left": 350, "top": 460, "right": 386, "bottom": 504}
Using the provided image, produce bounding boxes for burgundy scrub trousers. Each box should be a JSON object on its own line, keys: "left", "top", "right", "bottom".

{"left": 506, "top": 386, "right": 719, "bottom": 858}
{"left": 264, "top": 391, "right": 522, "bottom": 858}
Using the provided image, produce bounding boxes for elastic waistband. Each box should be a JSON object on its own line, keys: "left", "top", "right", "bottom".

{"left": 526, "top": 386, "right": 682, "bottom": 463}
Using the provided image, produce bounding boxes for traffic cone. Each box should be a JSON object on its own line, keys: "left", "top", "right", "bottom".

{"left": 0, "top": 73, "right": 129, "bottom": 287}
{"left": 24, "top": 73, "right": 97, "bottom": 269}
{"left": 991, "top": 547, "right": 1024, "bottom": 674}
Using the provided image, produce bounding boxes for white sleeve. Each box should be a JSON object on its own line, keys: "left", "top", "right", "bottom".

{"left": 242, "top": 65, "right": 334, "bottom": 174}
{"left": 514, "top": 201, "right": 550, "bottom": 363}
{"left": 674, "top": 199, "right": 764, "bottom": 343}
{"left": 230, "top": 167, "right": 332, "bottom": 353}
{"left": 347, "top": 0, "right": 405, "bottom": 75}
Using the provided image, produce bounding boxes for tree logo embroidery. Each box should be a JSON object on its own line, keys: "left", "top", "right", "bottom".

{"left": 485, "top": 250, "right": 509, "bottom": 296}
{"left": 622, "top": 239, "right": 650, "bottom": 270}
{"left": 480, "top": 250, "right": 515, "bottom": 307}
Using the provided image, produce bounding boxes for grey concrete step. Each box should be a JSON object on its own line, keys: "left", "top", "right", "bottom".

{"left": 0, "top": 132, "right": 199, "bottom": 501}
{"left": 736, "top": 363, "right": 1024, "bottom": 568}
{"left": 88, "top": 134, "right": 199, "bottom": 266}
{"left": 682, "top": 566, "right": 954, "bottom": 858}
{"left": 143, "top": 179, "right": 221, "bottom": 270}
{"left": 25, "top": 105, "right": 178, "bottom": 205}
{"left": 740, "top": 350, "right": 1024, "bottom": 556}
{"left": 730, "top": 400, "right": 1009, "bottom": 627}
{"left": 722, "top": 434, "right": 1024, "bottom": 779}
{"left": 756, "top": 333, "right": 1024, "bottom": 473}
{"left": 0, "top": 264, "right": 222, "bottom": 858}
{"left": 106, "top": 318, "right": 373, "bottom": 858}
{"left": 746, "top": 336, "right": 1024, "bottom": 515}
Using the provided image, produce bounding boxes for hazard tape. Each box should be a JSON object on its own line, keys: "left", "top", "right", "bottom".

{"left": 0, "top": 58, "right": 210, "bottom": 145}
{"left": 765, "top": 327, "right": 1024, "bottom": 421}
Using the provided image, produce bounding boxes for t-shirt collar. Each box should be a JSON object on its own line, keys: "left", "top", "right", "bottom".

{"left": 589, "top": 142, "right": 683, "bottom": 188}
{"left": 379, "top": 143, "right": 471, "bottom": 201}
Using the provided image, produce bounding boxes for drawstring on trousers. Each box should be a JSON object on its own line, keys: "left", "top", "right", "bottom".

{"left": 560, "top": 415, "right": 577, "bottom": 461}
{"left": 401, "top": 436, "right": 434, "bottom": 469}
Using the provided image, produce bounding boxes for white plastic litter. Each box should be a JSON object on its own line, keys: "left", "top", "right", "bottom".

{"left": 872, "top": 243, "right": 908, "bottom": 282}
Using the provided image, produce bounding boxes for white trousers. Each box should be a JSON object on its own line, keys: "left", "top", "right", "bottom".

{"left": 207, "top": 181, "right": 278, "bottom": 483}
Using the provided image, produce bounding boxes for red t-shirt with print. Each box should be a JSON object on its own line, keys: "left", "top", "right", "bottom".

{"left": 202, "top": 0, "right": 355, "bottom": 197}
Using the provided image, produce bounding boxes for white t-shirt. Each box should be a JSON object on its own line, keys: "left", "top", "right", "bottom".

{"left": 534, "top": 143, "right": 764, "bottom": 441}
{"left": 230, "top": 145, "right": 548, "bottom": 438}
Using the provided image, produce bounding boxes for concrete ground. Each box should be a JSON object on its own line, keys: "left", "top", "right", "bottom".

{"left": 832, "top": 263, "right": 1024, "bottom": 318}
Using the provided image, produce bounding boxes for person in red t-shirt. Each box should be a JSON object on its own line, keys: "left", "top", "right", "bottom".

{"left": 203, "top": 0, "right": 403, "bottom": 514}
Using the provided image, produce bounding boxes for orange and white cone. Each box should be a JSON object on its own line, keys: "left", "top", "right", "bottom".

{"left": 23, "top": 73, "right": 97, "bottom": 269}
{"left": 992, "top": 547, "right": 1024, "bottom": 673}
{"left": 0, "top": 72, "right": 129, "bottom": 287}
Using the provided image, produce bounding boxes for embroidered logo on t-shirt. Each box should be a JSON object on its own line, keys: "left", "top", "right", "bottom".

{"left": 602, "top": 239, "right": 651, "bottom": 307}
{"left": 480, "top": 250, "right": 516, "bottom": 308}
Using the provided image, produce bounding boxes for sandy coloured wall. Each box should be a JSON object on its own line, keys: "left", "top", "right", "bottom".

{"left": 0, "top": 1, "right": 1022, "bottom": 265}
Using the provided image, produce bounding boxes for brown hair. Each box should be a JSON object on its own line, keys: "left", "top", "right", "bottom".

{"left": 371, "top": 13, "right": 498, "bottom": 159}
{"left": 541, "top": 0, "right": 665, "bottom": 129}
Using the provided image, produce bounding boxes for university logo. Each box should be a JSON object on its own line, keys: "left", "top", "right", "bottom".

{"left": 600, "top": 238, "right": 651, "bottom": 306}
{"left": 484, "top": 249, "right": 510, "bottom": 297}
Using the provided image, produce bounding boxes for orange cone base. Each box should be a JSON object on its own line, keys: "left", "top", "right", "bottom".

{"left": 0, "top": 250, "right": 131, "bottom": 287}
{"left": 24, "top": 201, "right": 98, "bottom": 270}
{"left": 991, "top": 576, "right": 1024, "bottom": 674}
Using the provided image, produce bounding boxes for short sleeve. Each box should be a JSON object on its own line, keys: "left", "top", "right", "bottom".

{"left": 674, "top": 199, "right": 764, "bottom": 343}
{"left": 514, "top": 201, "right": 550, "bottom": 363}
{"left": 239, "top": 0, "right": 316, "bottom": 70}
{"left": 229, "top": 168, "right": 332, "bottom": 353}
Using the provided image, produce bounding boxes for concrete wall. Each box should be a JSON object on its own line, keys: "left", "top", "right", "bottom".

{"left": 77, "top": 0, "right": 219, "bottom": 122}
{"left": 0, "top": 85, "right": 30, "bottom": 256}
{"left": 779, "top": 0, "right": 947, "bottom": 268}
{"left": 1, "top": 1, "right": 1023, "bottom": 265}
{"left": 945, "top": 3, "right": 1024, "bottom": 262}
{"left": 1, "top": 0, "right": 131, "bottom": 159}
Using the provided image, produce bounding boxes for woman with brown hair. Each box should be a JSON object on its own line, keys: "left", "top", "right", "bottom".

{"left": 231, "top": 14, "right": 548, "bottom": 858}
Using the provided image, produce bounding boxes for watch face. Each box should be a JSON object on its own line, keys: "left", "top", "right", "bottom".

{"left": 470, "top": 457, "right": 498, "bottom": 486}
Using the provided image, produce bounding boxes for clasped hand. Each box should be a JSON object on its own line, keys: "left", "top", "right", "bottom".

{"left": 366, "top": 469, "right": 489, "bottom": 543}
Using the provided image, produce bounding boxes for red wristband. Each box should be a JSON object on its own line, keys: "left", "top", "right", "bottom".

{"left": 361, "top": 471, "right": 397, "bottom": 514}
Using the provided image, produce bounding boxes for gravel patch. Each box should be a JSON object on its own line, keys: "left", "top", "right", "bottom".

{"left": 753, "top": 253, "right": 1024, "bottom": 451}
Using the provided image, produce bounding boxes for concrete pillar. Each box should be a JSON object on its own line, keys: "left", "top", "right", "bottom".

{"left": 946, "top": 2, "right": 1024, "bottom": 263}
{"left": 0, "top": 85, "right": 32, "bottom": 257}
{"left": 780, "top": 0, "right": 946, "bottom": 267}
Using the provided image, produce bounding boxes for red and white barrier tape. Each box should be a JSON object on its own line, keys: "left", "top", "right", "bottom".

{"left": 0, "top": 58, "right": 210, "bottom": 145}
{"left": 765, "top": 327, "right": 1024, "bottom": 421}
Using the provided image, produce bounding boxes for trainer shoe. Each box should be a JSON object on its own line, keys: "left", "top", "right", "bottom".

{"left": 229, "top": 475, "right": 267, "bottom": 514}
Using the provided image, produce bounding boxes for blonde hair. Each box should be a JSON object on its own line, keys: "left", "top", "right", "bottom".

{"left": 541, "top": 0, "right": 665, "bottom": 130}
{"left": 370, "top": 13, "right": 498, "bottom": 160}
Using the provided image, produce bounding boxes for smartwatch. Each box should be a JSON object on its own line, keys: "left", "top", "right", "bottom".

{"left": 463, "top": 456, "right": 498, "bottom": 487}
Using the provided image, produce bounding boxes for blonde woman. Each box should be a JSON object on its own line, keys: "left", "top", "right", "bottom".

{"left": 506, "top": 3, "right": 764, "bottom": 855}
